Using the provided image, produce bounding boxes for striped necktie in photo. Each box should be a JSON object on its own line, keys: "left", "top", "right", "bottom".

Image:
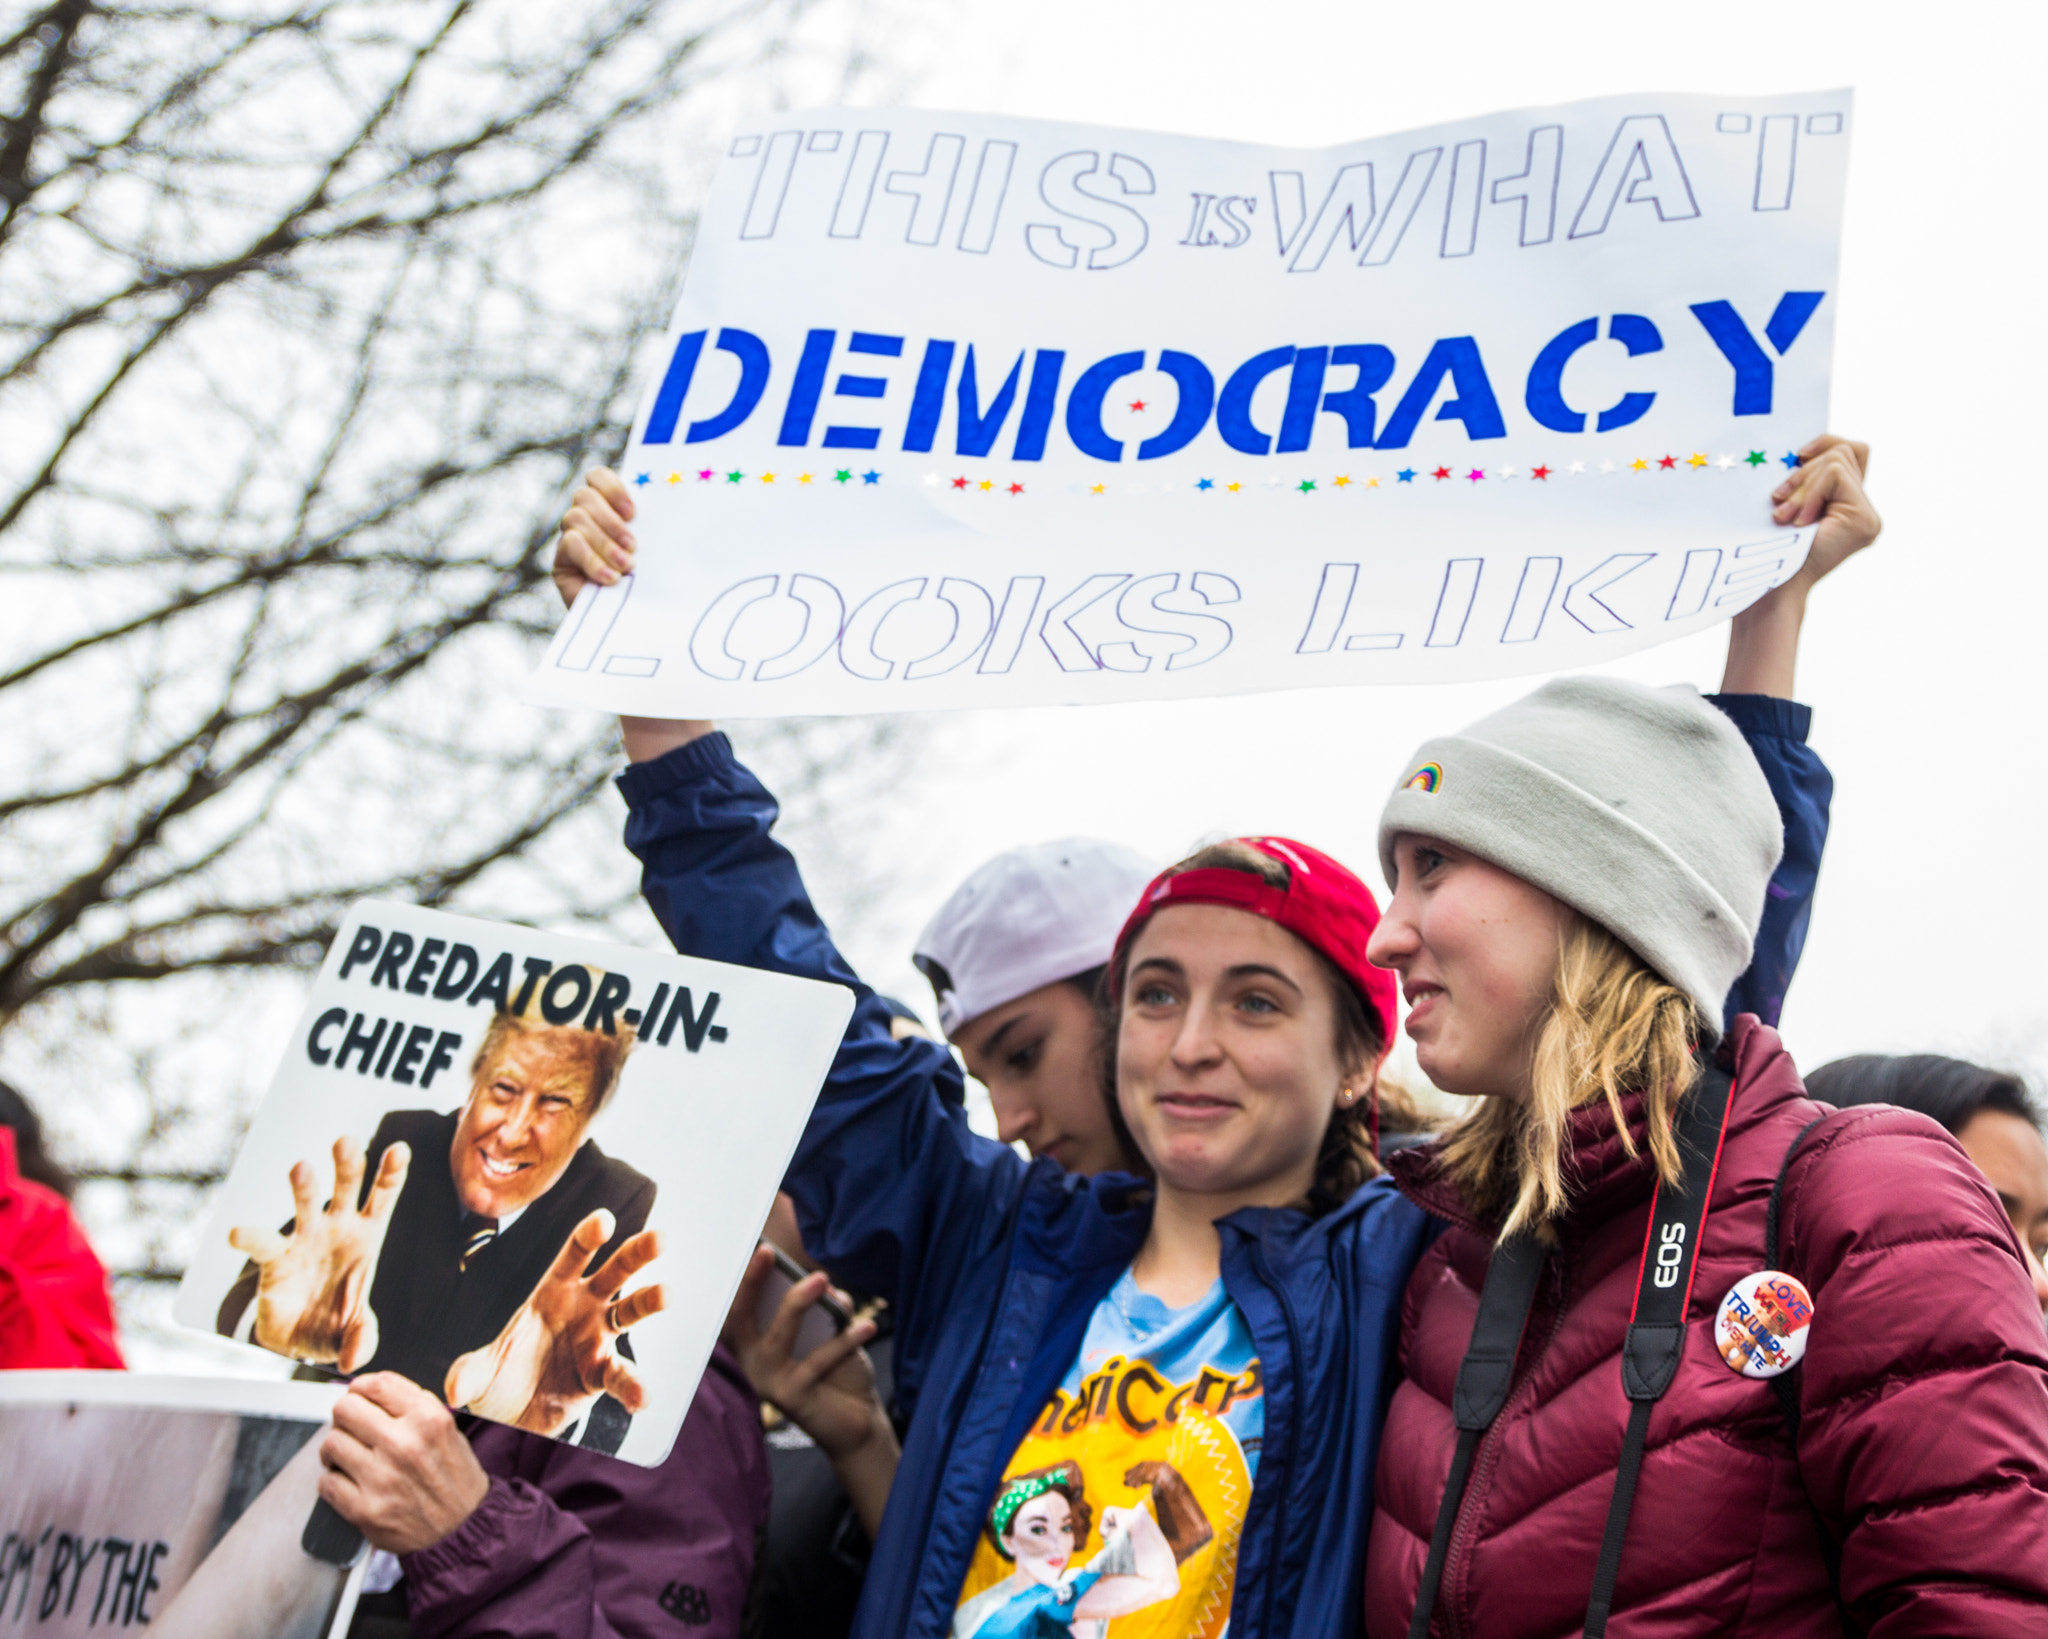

{"left": 459, "top": 1215, "right": 499, "bottom": 1272}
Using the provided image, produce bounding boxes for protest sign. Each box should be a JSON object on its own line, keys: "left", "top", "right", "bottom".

{"left": 175, "top": 902, "right": 854, "bottom": 1467}
{"left": 531, "top": 90, "right": 1849, "bottom": 718}
{"left": 0, "top": 1373, "right": 360, "bottom": 1639}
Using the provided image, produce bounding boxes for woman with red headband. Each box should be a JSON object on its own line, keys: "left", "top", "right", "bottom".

{"left": 625, "top": 754, "right": 1427, "bottom": 1634}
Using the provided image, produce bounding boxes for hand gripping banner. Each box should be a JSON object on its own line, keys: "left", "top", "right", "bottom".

{"left": 531, "top": 90, "right": 1849, "bottom": 717}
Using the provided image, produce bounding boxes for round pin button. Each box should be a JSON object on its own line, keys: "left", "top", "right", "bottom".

{"left": 1715, "top": 1269, "right": 1814, "bottom": 1379}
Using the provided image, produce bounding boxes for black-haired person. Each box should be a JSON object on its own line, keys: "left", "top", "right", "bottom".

{"left": 1807, "top": 1054, "right": 2048, "bottom": 1312}
{"left": 0, "top": 1079, "right": 122, "bottom": 1369}
{"left": 914, "top": 837, "right": 1156, "bottom": 1175}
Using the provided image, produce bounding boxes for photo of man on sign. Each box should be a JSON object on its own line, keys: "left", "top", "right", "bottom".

{"left": 215, "top": 967, "right": 666, "bottom": 1454}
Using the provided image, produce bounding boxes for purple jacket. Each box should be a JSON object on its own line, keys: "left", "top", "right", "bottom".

{"left": 399, "top": 1346, "right": 769, "bottom": 1639}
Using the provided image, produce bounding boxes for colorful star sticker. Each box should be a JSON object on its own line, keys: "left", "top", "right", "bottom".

{"left": 1781, "top": 451, "right": 1801, "bottom": 469}
{"left": 1629, "top": 459, "right": 1648, "bottom": 473}
{"left": 1656, "top": 455, "right": 1677, "bottom": 470}
{"left": 863, "top": 470, "right": 880, "bottom": 484}
{"left": 1532, "top": 465, "right": 1551, "bottom": 480}
{"left": 1298, "top": 479, "right": 1317, "bottom": 493}
{"left": 1366, "top": 476, "right": 1380, "bottom": 489}
{"left": 1196, "top": 477, "right": 1214, "bottom": 491}
{"left": 1745, "top": 451, "right": 1768, "bottom": 467}
{"left": 1432, "top": 466, "right": 1452, "bottom": 481}
{"left": 1333, "top": 475, "right": 1352, "bottom": 488}
{"left": 1226, "top": 481, "right": 1241, "bottom": 492}
{"left": 726, "top": 470, "right": 744, "bottom": 482}
{"left": 1397, "top": 469, "right": 1417, "bottom": 483}
{"left": 798, "top": 472, "right": 813, "bottom": 484}
{"left": 950, "top": 476, "right": 969, "bottom": 489}
{"left": 1090, "top": 483, "right": 1107, "bottom": 494}
{"left": 1128, "top": 400, "right": 1147, "bottom": 412}
{"left": 666, "top": 472, "right": 681, "bottom": 485}
{"left": 633, "top": 473, "right": 650, "bottom": 486}
{"left": 832, "top": 469, "right": 852, "bottom": 484}
{"left": 761, "top": 471, "right": 776, "bottom": 483}
{"left": 698, "top": 469, "right": 714, "bottom": 481}
{"left": 1466, "top": 469, "right": 1485, "bottom": 482}
{"left": 1687, "top": 452, "right": 1708, "bottom": 469}
{"left": 978, "top": 479, "right": 993, "bottom": 491}
{"left": 1007, "top": 482, "right": 1024, "bottom": 495}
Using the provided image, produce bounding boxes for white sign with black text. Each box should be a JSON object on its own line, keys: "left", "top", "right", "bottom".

{"left": 176, "top": 902, "right": 853, "bottom": 1467}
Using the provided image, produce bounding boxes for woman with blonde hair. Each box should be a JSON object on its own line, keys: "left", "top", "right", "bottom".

{"left": 1362, "top": 673, "right": 2048, "bottom": 1634}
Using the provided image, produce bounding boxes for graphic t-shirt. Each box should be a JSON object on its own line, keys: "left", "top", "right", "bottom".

{"left": 951, "top": 1270, "right": 1262, "bottom": 1639}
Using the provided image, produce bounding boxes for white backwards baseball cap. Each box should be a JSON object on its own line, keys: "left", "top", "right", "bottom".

{"left": 912, "top": 838, "right": 1158, "bottom": 1037}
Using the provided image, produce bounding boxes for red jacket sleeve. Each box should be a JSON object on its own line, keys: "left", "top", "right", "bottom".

{"left": 0, "top": 1130, "right": 123, "bottom": 1370}
{"left": 1786, "top": 1105, "right": 2048, "bottom": 1634}
{"left": 399, "top": 1348, "right": 769, "bottom": 1639}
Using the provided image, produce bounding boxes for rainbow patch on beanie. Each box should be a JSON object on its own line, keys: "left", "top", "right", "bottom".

{"left": 1403, "top": 762, "right": 1443, "bottom": 793}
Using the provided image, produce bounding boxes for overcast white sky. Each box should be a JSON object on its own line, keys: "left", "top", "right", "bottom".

{"left": 792, "top": 0, "right": 2048, "bottom": 1084}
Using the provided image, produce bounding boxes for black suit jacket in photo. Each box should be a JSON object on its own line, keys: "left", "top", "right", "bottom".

{"left": 217, "top": 1108, "right": 656, "bottom": 1451}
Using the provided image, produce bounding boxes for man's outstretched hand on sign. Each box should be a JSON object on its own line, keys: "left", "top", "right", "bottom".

{"left": 443, "top": 1208, "right": 667, "bottom": 1436}
{"left": 228, "top": 1137, "right": 410, "bottom": 1369}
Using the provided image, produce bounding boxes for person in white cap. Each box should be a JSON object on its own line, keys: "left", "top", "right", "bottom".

{"left": 911, "top": 838, "right": 1156, "bottom": 1175}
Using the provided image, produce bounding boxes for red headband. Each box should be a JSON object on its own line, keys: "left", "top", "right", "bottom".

{"left": 1109, "top": 836, "right": 1399, "bottom": 1050}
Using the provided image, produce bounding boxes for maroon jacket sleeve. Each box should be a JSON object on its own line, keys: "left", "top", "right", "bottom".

{"left": 0, "top": 1129, "right": 123, "bottom": 1370}
{"left": 1785, "top": 1105, "right": 2048, "bottom": 1634}
{"left": 399, "top": 1348, "right": 769, "bottom": 1639}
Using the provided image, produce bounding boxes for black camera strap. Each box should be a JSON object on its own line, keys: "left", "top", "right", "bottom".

{"left": 1404, "top": 1230, "right": 1549, "bottom": 1639}
{"left": 1405, "top": 1065, "right": 1736, "bottom": 1639}
{"left": 1581, "top": 1063, "right": 1736, "bottom": 1638}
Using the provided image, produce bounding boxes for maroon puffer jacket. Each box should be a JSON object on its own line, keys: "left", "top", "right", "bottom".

{"left": 1365, "top": 1016, "right": 2048, "bottom": 1637}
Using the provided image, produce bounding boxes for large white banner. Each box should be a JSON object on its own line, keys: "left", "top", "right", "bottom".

{"left": 532, "top": 91, "right": 1849, "bottom": 717}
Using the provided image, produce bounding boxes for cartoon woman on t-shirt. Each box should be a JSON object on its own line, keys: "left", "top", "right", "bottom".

{"left": 950, "top": 1461, "right": 1189, "bottom": 1639}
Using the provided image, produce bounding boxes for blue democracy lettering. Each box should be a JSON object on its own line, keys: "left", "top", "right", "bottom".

{"left": 639, "top": 294, "right": 1825, "bottom": 460}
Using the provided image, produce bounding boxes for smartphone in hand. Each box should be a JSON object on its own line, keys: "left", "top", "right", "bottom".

{"left": 754, "top": 1241, "right": 853, "bottom": 1360}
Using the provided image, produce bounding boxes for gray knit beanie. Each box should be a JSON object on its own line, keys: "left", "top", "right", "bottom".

{"left": 1376, "top": 676, "right": 1782, "bottom": 1037}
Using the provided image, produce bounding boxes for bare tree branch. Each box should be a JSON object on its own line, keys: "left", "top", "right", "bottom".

{"left": 0, "top": 0, "right": 936, "bottom": 1304}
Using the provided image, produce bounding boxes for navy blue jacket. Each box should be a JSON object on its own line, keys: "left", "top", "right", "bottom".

{"left": 1710, "top": 694, "right": 1831, "bottom": 1029}
{"left": 617, "top": 696, "right": 1827, "bottom": 1639}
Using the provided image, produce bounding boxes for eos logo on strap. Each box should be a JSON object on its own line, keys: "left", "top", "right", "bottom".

{"left": 1652, "top": 1221, "right": 1687, "bottom": 1288}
